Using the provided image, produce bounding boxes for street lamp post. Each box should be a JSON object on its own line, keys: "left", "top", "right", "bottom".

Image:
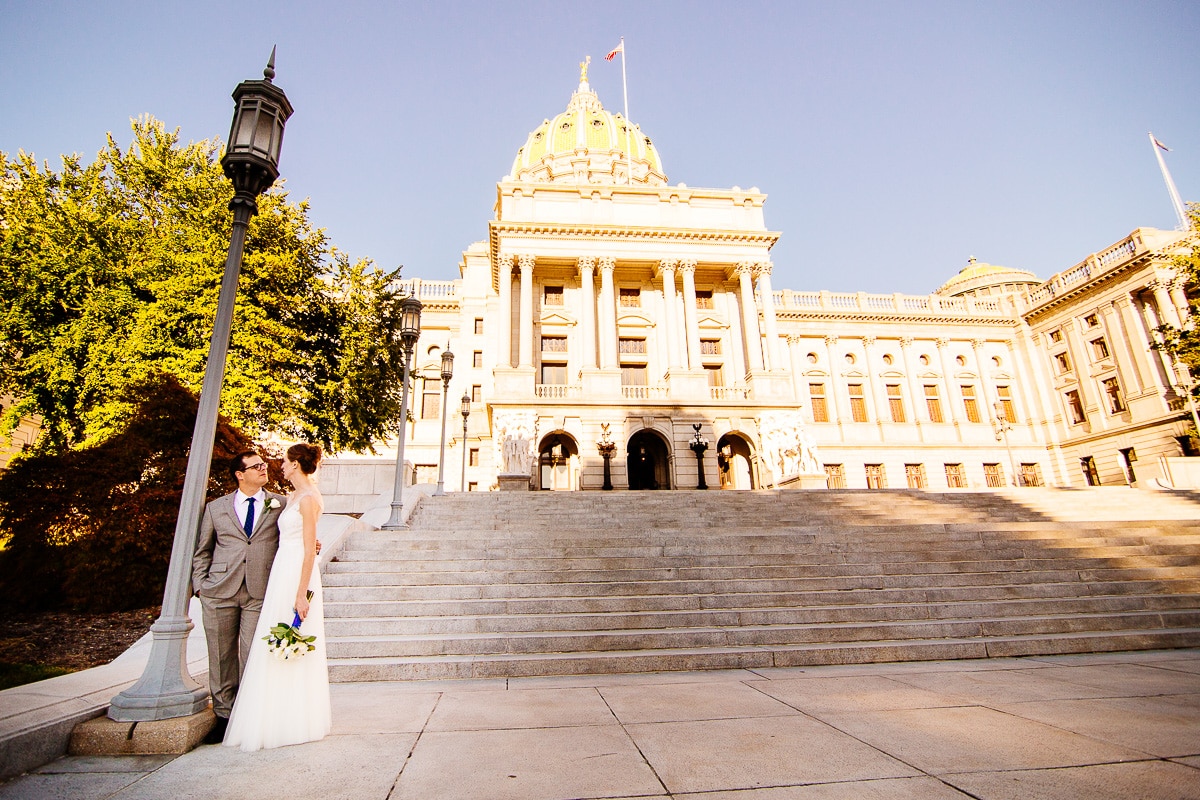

{"left": 109, "top": 51, "right": 292, "bottom": 722}
{"left": 689, "top": 423, "right": 709, "bottom": 490}
{"left": 597, "top": 423, "right": 616, "bottom": 491}
{"left": 460, "top": 392, "right": 471, "bottom": 492}
{"left": 993, "top": 401, "right": 1019, "bottom": 487}
{"left": 382, "top": 296, "right": 423, "bottom": 528}
{"left": 433, "top": 347, "right": 455, "bottom": 496}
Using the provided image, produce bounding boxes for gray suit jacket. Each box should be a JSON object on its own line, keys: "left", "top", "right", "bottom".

{"left": 192, "top": 491, "right": 286, "bottom": 600}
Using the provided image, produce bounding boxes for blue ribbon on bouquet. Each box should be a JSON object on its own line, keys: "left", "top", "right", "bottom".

{"left": 291, "top": 611, "right": 302, "bottom": 628}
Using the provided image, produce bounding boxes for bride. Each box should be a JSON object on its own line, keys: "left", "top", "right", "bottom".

{"left": 224, "top": 442, "right": 331, "bottom": 751}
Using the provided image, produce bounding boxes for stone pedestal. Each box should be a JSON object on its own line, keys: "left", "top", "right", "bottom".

{"left": 497, "top": 473, "right": 531, "bottom": 491}
{"left": 776, "top": 472, "right": 828, "bottom": 490}
{"left": 70, "top": 708, "right": 214, "bottom": 755}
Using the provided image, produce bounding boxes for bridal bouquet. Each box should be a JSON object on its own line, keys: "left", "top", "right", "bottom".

{"left": 263, "top": 591, "right": 316, "bottom": 661}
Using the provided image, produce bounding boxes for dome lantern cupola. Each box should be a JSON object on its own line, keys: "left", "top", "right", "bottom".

{"left": 507, "top": 60, "right": 666, "bottom": 186}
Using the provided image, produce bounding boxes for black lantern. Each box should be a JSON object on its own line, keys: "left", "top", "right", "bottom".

{"left": 440, "top": 348, "right": 455, "bottom": 383}
{"left": 433, "top": 345, "right": 455, "bottom": 496}
{"left": 221, "top": 47, "right": 294, "bottom": 201}
{"left": 460, "top": 391, "right": 472, "bottom": 492}
{"left": 400, "top": 295, "right": 423, "bottom": 348}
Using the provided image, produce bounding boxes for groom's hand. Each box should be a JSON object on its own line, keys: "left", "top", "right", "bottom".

{"left": 315, "top": 539, "right": 322, "bottom": 555}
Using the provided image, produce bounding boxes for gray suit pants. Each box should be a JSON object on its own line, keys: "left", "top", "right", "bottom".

{"left": 200, "top": 585, "right": 263, "bottom": 719}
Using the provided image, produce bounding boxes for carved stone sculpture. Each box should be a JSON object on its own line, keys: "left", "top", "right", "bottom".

{"left": 758, "top": 410, "right": 823, "bottom": 483}
{"left": 494, "top": 410, "right": 538, "bottom": 476}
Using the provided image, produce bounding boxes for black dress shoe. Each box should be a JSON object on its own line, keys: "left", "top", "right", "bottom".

{"left": 204, "top": 716, "right": 228, "bottom": 745}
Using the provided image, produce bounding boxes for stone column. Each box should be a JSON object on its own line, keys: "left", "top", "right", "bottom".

{"left": 861, "top": 336, "right": 883, "bottom": 423}
{"left": 756, "top": 263, "right": 783, "bottom": 371}
{"left": 658, "top": 259, "right": 682, "bottom": 371}
{"left": 898, "top": 337, "right": 924, "bottom": 427}
{"left": 935, "top": 338, "right": 962, "bottom": 427}
{"left": 823, "top": 335, "right": 843, "bottom": 424}
{"left": 971, "top": 339, "right": 996, "bottom": 418}
{"left": 578, "top": 257, "right": 598, "bottom": 370}
{"left": 1170, "top": 281, "right": 1191, "bottom": 328}
{"left": 1136, "top": 289, "right": 1182, "bottom": 394}
{"left": 517, "top": 254, "right": 535, "bottom": 369}
{"left": 597, "top": 256, "right": 618, "bottom": 369}
{"left": 736, "top": 261, "right": 764, "bottom": 371}
{"left": 787, "top": 335, "right": 805, "bottom": 399}
{"left": 1152, "top": 280, "right": 1184, "bottom": 329}
{"left": 497, "top": 253, "right": 514, "bottom": 368}
{"left": 679, "top": 259, "right": 702, "bottom": 370}
{"left": 1104, "top": 298, "right": 1145, "bottom": 394}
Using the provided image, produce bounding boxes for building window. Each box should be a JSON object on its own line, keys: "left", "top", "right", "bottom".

{"left": 825, "top": 463, "right": 846, "bottom": 489}
{"left": 848, "top": 384, "right": 868, "bottom": 422}
{"left": 865, "top": 463, "right": 886, "bottom": 489}
{"left": 619, "top": 337, "right": 647, "bottom": 354}
{"left": 695, "top": 290, "right": 714, "bottom": 309}
{"left": 473, "top": 351, "right": 483, "bottom": 369}
{"left": 541, "top": 335, "right": 568, "bottom": 353}
{"left": 1120, "top": 448, "right": 1137, "bottom": 484}
{"left": 469, "top": 448, "right": 480, "bottom": 467}
{"left": 1065, "top": 389, "right": 1086, "bottom": 424}
{"left": 1103, "top": 377, "right": 1126, "bottom": 413}
{"left": 621, "top": 364, "right": 647, "bottom": 386}
{"left": 995, "top": 385, "right": 1016, "bottom": 423}
{"left": 704, "top": 365, "right": 724, "bottom": 386}
{"left": 983, "top": 463, "right": 1005, "bottom": 487}
{"left": 1091, "top": 337, "right": 1109, "bottom": 360}
{"left": 905, "top": 463, "right": 927, "bottom": 489}
{"left": 945, "top": 463, "right": 967, "bottom": 488}
{"left": 924, "top": 385, "right": 944, "bottom": 423}
{"left": 810, "top": 383, "right": 829, "bottom": 423}
{"left": 474, "top": 318, "right": 484, "bottom": 335}
{"left": 961, "top": 385, "right": 981, "bottom": 423}
{"left": 1054, "top": 352, "right": 1071, "bottom": 374}
{"left": 700, "top": 338, "right": 721, "bottom": 355}
{"left": 886, "top": 384, "right": 905, "bottom": 423}
{"left": 467, "top": 481, "right": 478, "bottom": 492}
{"left": 421, "top": 390, "right": 440, "bottom": 420}
{"left": 1084, "top": 313, "right": 1099, "bottom": 328}
{"left": 540, "top": 363, "right": 567, "bottom": 385}
{"left": 619, "top": 287, "right": 641, "bottom": 307}
{"left": 1081, "top": 456, "right": 1100, "bottom": 486}
{"left": 1049, "top": 329, "right": 1062, "bottom": 343}
{"left": 471, "top": 384, "right": 482, "bottom": 403}
{"left": 543, "top": 285, "right": 564, "bottom": 306}
{"left": 1019, "top": 463, "right": 1044, "bottom": 487}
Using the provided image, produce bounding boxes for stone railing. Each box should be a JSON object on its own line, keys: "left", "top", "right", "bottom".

{"left": 396, "top": 279, "right": 459, "bottom": 301}
{"left": 535, "top": 384, "right": 582, "bottom": 399}
{"left": 710, "top": 386, "right": 750, "bottom": 400}
{"left": 1025, "top": 234, "right": 1140, "bottom": 307}
{"left": 767, "top": 290, "right": 1007, "bottom": 318}
{"left": 621, "top": 385, "right": 669, "bottom": 400}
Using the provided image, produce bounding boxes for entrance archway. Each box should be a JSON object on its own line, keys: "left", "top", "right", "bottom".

{"left": 626, "top": 430, "right": 671, "bottom": 490}
{"left": 717, "top": 432, "right": 757, "bottom": 490}
{"left": 537, "top": 432, "right": 580, "bottom": 491}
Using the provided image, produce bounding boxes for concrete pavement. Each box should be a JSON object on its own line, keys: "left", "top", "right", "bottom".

{"left": 2, "top": 649, "right": 1199, "bottom": 799}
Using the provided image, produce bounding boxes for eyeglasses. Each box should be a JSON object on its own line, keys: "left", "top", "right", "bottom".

{"left": 242, "top": 462, "right": 269, "bottom": 472}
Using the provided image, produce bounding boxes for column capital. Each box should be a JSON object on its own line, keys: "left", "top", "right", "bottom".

{"left": 970, "top": 338, "right": 986, "bottom": 351}
{"left": 824, "top": 335, "right": 838, "bottom": 347}
{"left": 517, "top": 253, "right": 536, "bottom": 271}
{"left": 754, "top": 261, "right": 773, "bottom": 278}
{"left": 497, "top": 252, "right": 515, "bottom": 271}
{"left": 577, "top": 255, "right": 596, "bottom": 272}
{"left": 597, "top": 256, "right": 616, "bottom": 272}
{"left": 899, "top": 336, "right": 915, "bottom": 348}
{"left": 734, "top": 260, "right": 756, "bottom": 277}
{"left": 862, "top": 336, "right": 876, "bottom": 348}
{"left": 677, "top": 259, "right": 697, "bottom": 274}
{"left": 657, "top": 258, "right": 678, "bottom": 274}
{"left": 786, "top": 334, "right": 804, "bottom": 346}
{"left": 935, "top": 337, "right": 951, "bottom": 349}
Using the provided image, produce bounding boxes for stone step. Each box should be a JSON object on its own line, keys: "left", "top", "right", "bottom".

{"left": 326, "top": 628, "right": 1200, "bottom": 681}
{"left": 324, "top": 593, "right": 1200, "bottom": 636}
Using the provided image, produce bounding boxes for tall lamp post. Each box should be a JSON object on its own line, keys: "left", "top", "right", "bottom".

{"left": 109, "top": 51, "right": 292, "bottom": 721}
{"left": 460, "top": 392, "right": 471, "bottom": 492}
{"left": 993, "top": 401, "right": 1019, "bottom": 487}
{"left": 690, "top": 423, "right": 709, "bottom": 490}
{"left": 597, "top": 423, "right": 616, "bottom": 490}
{"left": 433, "top": 347, "right": 454, "bottom": 496}
{"left": 382, "top": 296, "right": 423, "bottom": 528}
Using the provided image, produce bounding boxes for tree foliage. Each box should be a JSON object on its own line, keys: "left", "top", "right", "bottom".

{"left": 0, "top": 374, "right": 263, "bottom": 611}
{"left": 0, "top": 116, "right": 407, "bottom": 455}
{"left": 1153, "top": 206, "right": 1200, "bottom": 422}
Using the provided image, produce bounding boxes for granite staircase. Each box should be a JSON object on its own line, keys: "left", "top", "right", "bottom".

{"left": 323, "top": 488, "right": 1200, "bottom": 681}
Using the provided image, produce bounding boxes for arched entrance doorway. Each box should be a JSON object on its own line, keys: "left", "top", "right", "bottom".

{"left": 717, "top": 432, "right": 757, "bottom": 490}
{"left": 626, "top": 430, "right": 671, "bottom": 490}
{"left": 537, "top": 432, "right": 580, "bottom": 490}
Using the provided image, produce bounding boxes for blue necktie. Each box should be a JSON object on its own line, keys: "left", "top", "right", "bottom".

{"left": 244, "top": 497, "right": 256, "bottom": 538}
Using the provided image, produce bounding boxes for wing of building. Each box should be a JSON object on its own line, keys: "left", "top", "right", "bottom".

{"left": 372, "top": 68, "right": 1197, "bottom": 493}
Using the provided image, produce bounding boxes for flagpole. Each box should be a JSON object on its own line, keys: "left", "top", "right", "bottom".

{"left": 620, "top": 37, "right": 631, "bottom": 186}
{"left": 1149, "top": 132, "right": 1189, "bottom": 230}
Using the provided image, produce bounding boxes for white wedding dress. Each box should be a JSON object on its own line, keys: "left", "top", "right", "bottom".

{"left": 224, "top": 490, "right": 331, "bottom": 751}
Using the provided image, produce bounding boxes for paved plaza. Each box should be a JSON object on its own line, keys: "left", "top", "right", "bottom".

{"left": 2, "top": 649, "right": 1199, "bottom": 799}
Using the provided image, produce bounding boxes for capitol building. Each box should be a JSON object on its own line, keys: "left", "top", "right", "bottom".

{"left": 363, "top": 66, "right": 1196, "bottom": 495}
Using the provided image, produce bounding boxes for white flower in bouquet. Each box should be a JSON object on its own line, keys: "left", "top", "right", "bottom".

{"left": 262, "top": 592, "right": 317, "bottom": 660}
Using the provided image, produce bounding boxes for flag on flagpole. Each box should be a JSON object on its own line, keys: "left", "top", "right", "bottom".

{"left": 1152, "top": 135, "right": 1172, "bottom": 152}
{"left": 605, "top": 42, "right": 623, "bottom": 61}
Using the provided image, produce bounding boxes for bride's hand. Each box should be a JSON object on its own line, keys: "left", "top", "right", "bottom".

{"left": 294, "top": 592, "right": 310, "bottom": 622}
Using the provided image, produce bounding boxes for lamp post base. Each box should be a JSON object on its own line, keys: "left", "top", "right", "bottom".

{"left": 108, "top": 616, "right": 209, "bottom": 722}
{"left": 380, "top": 501, "right": 410, "bottom": 529}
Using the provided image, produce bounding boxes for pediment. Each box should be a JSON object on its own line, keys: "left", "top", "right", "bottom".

{"left": 617, "top": 310, "right": 655, "bottom": 327}
{"left": 540, "top": 311, "right": 577, "bottom": 326}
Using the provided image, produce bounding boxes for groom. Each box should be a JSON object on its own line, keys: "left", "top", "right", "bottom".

{"left": 192, "top": 450, "right": 286, "bottom": 744}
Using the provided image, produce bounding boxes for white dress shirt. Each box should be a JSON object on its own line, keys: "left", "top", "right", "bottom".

{"left": 235, "top": 489, "right": 267, "bottom": 530}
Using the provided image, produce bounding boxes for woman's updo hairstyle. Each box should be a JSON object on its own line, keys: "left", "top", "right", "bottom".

{"left": 287, "top": 442, "right": 323, "bottom": 475}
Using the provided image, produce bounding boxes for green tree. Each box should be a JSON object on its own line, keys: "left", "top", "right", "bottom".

{"left": 0, "top": 116, "right": 406, "bottom": 455}
{"left": 1151, "top": 206, "right": 1200, "bottom": 438}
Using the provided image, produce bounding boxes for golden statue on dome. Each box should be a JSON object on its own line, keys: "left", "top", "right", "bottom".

{"left": 579, "top": 55, "right": 591, "bottom": 84}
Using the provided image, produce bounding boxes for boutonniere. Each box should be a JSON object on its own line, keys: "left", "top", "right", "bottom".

{"left": 263, "top": 498, "right": 281, "bottom": 511}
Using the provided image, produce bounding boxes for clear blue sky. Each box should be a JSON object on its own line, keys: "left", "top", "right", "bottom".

{"left": 2, "top": 1, "right": 1197, "bottom": 294}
